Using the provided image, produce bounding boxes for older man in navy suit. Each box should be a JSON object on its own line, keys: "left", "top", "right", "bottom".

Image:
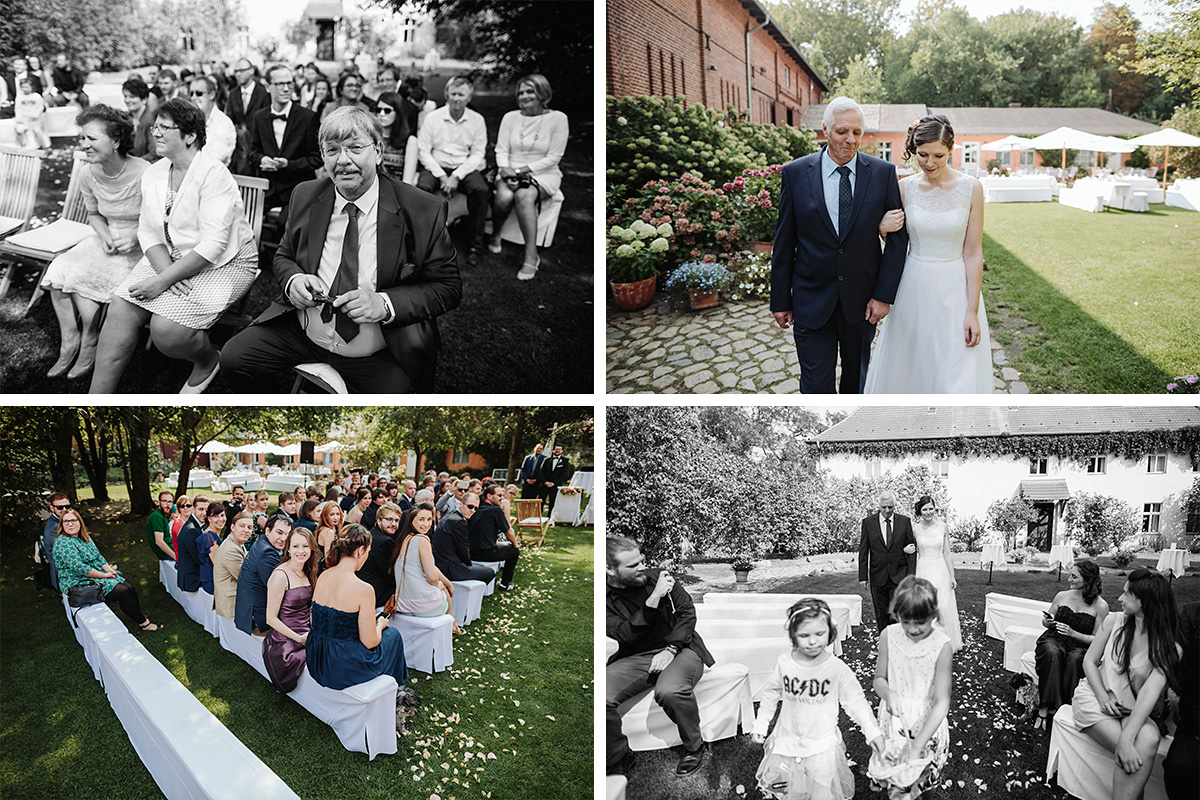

{"left": 234, "top": 514, "right": 291, "bottom": 634}
{"left": 858, "top": 492, "right": 917, "bottom": 631}
{"left": 770, "top": 96, "right": 908, "bottom": 394}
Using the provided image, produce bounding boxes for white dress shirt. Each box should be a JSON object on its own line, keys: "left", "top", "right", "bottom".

{"left": 416, "top": 104, "right": 487, "bottom": 179}
{"left": 821, "top": 148, "right": 858, "bottom": 237}
{"left": 878, "top": 512, "right": 893, "bottom": 546}
{"left": 270, "top": 101, "right": 292, "bottom": 149}
{"left": 202, "top": 106, "right": 236, "bottom": 166}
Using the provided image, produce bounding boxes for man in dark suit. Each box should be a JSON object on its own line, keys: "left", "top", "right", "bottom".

{"left": 467, "top": 486, "right": 520, "bottom": 590}
{"left": 858, "top": 491, "right": 917, "bottom": 631}
{"left": 606, "top": 536, "right": 713, "bottom": 777}
{"left": 234, "top": 514, "right": 291, "bottom": 634}
{"left": 4, "top": 57, "right": 43, "bottom": 99}
{"left": 770, "top": 96, "right": 908, "bottom": 394}
{"left": 225, "top": 58, "right": 269, "bottom": 130}
{"left": 249, "top": 64, "right": 320, "bottom": 235}
{"left": 538, "top": 444, "right": 570, "bottom": 515}
{"left": 221, "top": 105, "right": 461, "bottom": 392}
{"left": 1165, "top": 600, "right": 1199, "bottom": 800}
{"left": 361, "top": 487, "right": 389, "bottom": 530}
{"left": 397, "top": 480, "right": 416, "bottom": 512}
{"left": 519, "top": 444, "right": 546, "bottom": 500}
{"left": 355, "top": 503, "right": 402, "bottom": 608}
{"left": 432, "top": 498, "right": 496, "bottom": 584}
{"left": 176, "top": 495, "right": 209, "bottom": 592}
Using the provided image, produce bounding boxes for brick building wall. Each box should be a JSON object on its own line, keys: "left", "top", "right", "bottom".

{"left": 607, "top": 0, "right": 825, "bottom": 127}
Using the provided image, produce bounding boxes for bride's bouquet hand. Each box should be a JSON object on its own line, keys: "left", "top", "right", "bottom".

{"left": 963, "top": 312, "right": 981, "bottom": 347}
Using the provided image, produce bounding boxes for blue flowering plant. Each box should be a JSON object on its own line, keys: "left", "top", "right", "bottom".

{"left": 664, "top": 260, "right": 733, "bottom": 294}
{"left": 606, "top": 219, "right": 674, "bottom": 283}
{"left": 1166, "top": 375, "right": 1199, "bottom": 394}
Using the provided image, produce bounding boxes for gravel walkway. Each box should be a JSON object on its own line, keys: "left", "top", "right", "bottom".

{"left": 606, "top": 294, "right": 1029, "bottom": 394}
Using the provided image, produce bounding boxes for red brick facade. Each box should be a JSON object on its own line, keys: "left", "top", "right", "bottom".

{"left": 607, "top": 0, "right": 826, "bottom": 128}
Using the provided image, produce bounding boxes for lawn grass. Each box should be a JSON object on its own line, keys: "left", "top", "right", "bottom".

{"left": 980, "top": 202, "right": 1199, "bottom": 393}
{"left": 0, "top": 511, "right": 594, "bottom": 800}
{"left": 623, "top": 558, "right": 1198, "bottom": 800}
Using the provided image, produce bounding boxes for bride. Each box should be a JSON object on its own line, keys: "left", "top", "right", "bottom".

{"left": 912, "top": 495, "right": 962, "bottom": 651}
{"left": 864, "top": 115, "right": 993, "bottom": 393}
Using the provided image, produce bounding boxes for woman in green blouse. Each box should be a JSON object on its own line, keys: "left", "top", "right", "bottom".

{"left": 53, "top": 507, "right": 163, "bottom": 632}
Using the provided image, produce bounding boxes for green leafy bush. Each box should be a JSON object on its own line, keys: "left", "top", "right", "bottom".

{"left": 1111, "top": 546, "right": 1138, "bottom": 567}
{"left": 1064, "top": 492, "right": 1139, "bottom": 557}
{"left": 722, "top": 165, "right": 783, "bottom": 243}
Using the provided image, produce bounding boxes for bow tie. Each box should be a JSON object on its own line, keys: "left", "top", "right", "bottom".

{"left": 271, "top": 112, "right": 287, "bottom": 120}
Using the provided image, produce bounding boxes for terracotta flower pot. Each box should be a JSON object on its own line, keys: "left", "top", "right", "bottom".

{"left": 751, "top": 240, "right": 773, "bottom": 254}
{"left": 688, "top": 289, "right": 719, "bottom": 310}
{"left": 610, "top": 277, "right": 657, "bottom": 311}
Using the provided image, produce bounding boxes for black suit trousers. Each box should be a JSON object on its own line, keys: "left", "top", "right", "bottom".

{"left": 793, "top": 298, "right": 877, "bottom": 394}
{"left": 470, "top": 544, "right": 518, "bottom": 585}
{"left": 871, "top": 578, "right": 899, "bottom": 632}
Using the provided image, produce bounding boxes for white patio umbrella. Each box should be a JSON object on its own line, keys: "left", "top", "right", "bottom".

{"left": 276, "top": 443, "right": 303, "bottom": 456}
{"left": 1027, "top": 127, "right": 1111, "bottom": 172}
{"left": 315, "top": 441, "right": 343, "bottom": 453}
{"left": 199, "top": 441, "right": 235, "bottom": 453}
{"left": 1126, "top": 127, "right": 1200, "bottom": 189}
{"left": 233, "top": 441, "right": 278, "bottom": 454}
{"left": 982, "top": 135, "right": 1034, "bottom": 171}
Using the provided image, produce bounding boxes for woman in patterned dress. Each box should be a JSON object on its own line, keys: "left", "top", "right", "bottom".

{"left": 53, "top": 507, "right": 163, "bottom": 632}
{"left": 42, "top": 104, "right": 150, "bottom": 381}
{"left": 90, "top": 97, "right": 257, "bottom": 393}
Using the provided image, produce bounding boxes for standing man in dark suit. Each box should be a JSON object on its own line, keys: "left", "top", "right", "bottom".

{"left": 467, "top": 488, "right": 520, "bottom": 590}
{"left": 858, "top": 491, "right": 917, "bottom": 631}
{"left": 221, "top": 106, "right": 461, "bottom": 392}
{"left": 770, "top": 96, "right": 907, "bottom": 393}
{"left": 249, "top": 64, "right": 320, "bottom": 236}
{"left": 176, "top": 495, "right": 210, "bottom": 593}
{"left": 519, "top": 443, "right": 546, "bottom": 500}
{"left": 538, "top": 444, "right": 570, "bottom": 515}
{"left": 225, "top": 58, "right": 269, "bottom": 174}
{"left": 234, "top": 514, "right": 291, "bottom": 634}
{"left": 432, "top": 498, "right": 496, "bottom": 584}
{"left": 397, "top": 480, "right": 416, "bottom": 512}
{"left": 606, "top": 536, "right": 713, "bottom": 778}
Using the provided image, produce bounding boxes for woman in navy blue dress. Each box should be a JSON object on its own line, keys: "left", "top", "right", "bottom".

{"left": 307, "top": 524, "right": 408, "bottom": 690}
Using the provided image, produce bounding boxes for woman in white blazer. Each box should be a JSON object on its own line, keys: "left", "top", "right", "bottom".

{"left": 91, "top": 97, "right": 257, "bottom": 394}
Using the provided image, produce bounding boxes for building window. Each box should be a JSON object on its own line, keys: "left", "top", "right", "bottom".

{"left": 866, "top": 459, "right": 882, "bottom": 478}
{"left": 1086, "top": 455, "right": 1107, "bottom": 474}
{"left": 1030, "top": 457, "right": 1048, "bottom": 475}
{"left": 1187, "top": 501, "right": 1200, "bottom": 534}
{"left": 785, "top": 65, "right": 791, "bottom": 88}
{"left": 962, "top": 142, "right": 980, "bottom": 167}
{"left": 1142, "top": 502, "right": 1162, "bottom": 532}
{"left": 878, "top": 141, "right": 892, "bottom": 163}
{"left": 452, "top": 449, "right": 468, "bottom": 464}
{"left": 1147, "top": 454, "right": 1167, "bottom": 473}
{"left": 932, "top": 454, "right": 949, "bottom": 477}
{"left": 1020, "top": 149, "right": 1035, "bottom": 167}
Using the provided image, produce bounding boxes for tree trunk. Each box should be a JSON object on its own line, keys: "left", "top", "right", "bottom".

{"left": 506, "top": 418, "right": 525, "bottom": 483}
{"left": 124, "top": 409, "right": 153, "bottom": 517}
{"left": 48, "top": 409, "right": 78, "bottom": 502}
{"left": 72, "top": 412, "right": 110, "bottom": 503}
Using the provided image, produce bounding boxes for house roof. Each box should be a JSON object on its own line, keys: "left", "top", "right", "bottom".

{"left": 303, "top": 1, "right": 343, "bottom": 21}
{"left": 800, "top": 104, "right": 1159, "bottom": 136}
{"left": 1017, "top": 479, "right": 1071, "bottom": 501}
{"left": 813, "top": 406, "right": 1199, "bottom": 444}
{"left": 739, "top": 0, "right": 829, "bottom": 92}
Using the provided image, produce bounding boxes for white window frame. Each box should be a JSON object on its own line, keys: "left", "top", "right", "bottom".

{"left": 1142, "top": 502, "right": 1162, "bottom": 533}
{"left": 1147, "top": 454, "right": 1167, "bottom": 474}
{"left": 1019, "top": 148, "right": 1035, "bottom": 167}
{"left": 878, "top": 141, "right": 892, "bottom": 164}
{"left": 932, "top": 454, "right": 949, "bottom": 478}
{"left": 1029, "top": 457, "right": 1048, "bottom": 475}
{"left": 1086, "top": 455, "right": 1106, "bottom": 474}
{"left": 784, "top": 65, "right": 791, "bottom": 88}
{"left": 452, "top": 449, "right": 468, "bottom": 464}
{"left": 962, "top": 142, "right": 980, "bottom": 167}
{"left": 866, "top": 459, "right": 882, "bottom": 478}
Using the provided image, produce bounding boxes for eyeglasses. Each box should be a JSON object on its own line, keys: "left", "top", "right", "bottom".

{"left": 464, "top": 504, "right": 478, "bottom": 510}
{"left": 376, "top": 106, "right": 395, "bottom": 114}
{"left": 53, "top": 504, "right": 71, "bottom": 511}
{"left": 269, "top": 81, "right": 293, "bottom": 88}
{"left": 178, "top": 503, "right": 193, "bottom": 508}
{"left": 321, "top": 143, "right": 374, "bottom": 159}
{"left": 151, "top": 122, "right": 179, "bottom": 133}
{"left": 189, "top": 91, "right": 208, "bottom": 97}
{"left": 62, "top": 517, "right": 81, "bottom": 524}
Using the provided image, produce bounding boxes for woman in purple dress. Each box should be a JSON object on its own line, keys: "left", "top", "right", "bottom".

{"left": 262, "top": 527, "right": 317, "bottom": 693}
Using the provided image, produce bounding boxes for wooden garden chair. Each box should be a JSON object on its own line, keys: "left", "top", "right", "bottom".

{"left": 513, "top": 498, "right": 550, "bottom": 547}
{"left": 0, "top": 144, "right": 45, "bottom": 301}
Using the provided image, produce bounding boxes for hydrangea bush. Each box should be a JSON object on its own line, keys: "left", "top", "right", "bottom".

{"left": 723, "top": 165, "right": 783, "bottom": 243}
{"left": 606, "top": 219, "right": 674, "bottom": 283}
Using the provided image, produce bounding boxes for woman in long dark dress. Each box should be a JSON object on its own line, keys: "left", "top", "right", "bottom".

{"left": 262, "top": 527, "right": 317, "bottom": 693}
{"left": 306, "top": 524, "right": 408, "bottom": 691}
{"left": 1034, "top": 559, "right": 1109, "bottom": 728}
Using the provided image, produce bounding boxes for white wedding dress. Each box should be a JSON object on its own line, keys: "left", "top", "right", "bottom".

{"left": 913, "top": 520, "right": 962, "bottom": 651}
{"left": 864, "top": 171, "right": 993, "bottom": 393}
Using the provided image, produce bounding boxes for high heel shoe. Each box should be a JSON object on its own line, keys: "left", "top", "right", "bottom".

{"left": 516, "top": 254, "right": 540, "bottom": 281}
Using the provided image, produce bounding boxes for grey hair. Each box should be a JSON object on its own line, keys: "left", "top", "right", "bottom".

{"left": 414, "top": 489, "right": 434, "bottom": 503}
{"left": 318, "top": 105, "right": 381, "bottom": 148}
{"left": 823, "top": 96, "right": 864, "bottom": 129}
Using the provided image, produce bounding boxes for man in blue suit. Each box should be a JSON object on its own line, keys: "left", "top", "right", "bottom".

{"left": 519, "top": 443, "right": 546, "bottom": 500}
{"left": 235, "top": 514, "right": 291, "bottom": 634}
{"left": 176, "top": 496, "right": 209, "bottom": 592}
{"left": 770, "top": 96, "right": 908, "bottom": 394}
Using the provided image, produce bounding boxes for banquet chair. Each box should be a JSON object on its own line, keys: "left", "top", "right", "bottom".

{"left": 0, "top": 144, "right": 45, "bottom": 301}
{"left": 513, "top": 498, "right": 549, "bottom": 547}
{"left": 1, "top": 150, "right": 90, "bottom": 314}
{"left": 492, "top": 188, "right": 564, "bottom": 249}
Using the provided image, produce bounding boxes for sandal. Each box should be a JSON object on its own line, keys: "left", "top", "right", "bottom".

{"left": 138, "top": 620, "right": 164, "bottom": 633}
{"left": 1033, "top": 709, "right": 1048, "bottom": 730}
{"left": 453, "top": 623, "right": 465, "bottom": 635}
{"left": 517, "top": 255, "right": 540, "bottom": 281}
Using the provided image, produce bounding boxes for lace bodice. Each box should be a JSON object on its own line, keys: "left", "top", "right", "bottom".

{"left": 310, "top": 602, "right": 359, "bottom": 640}
{"left": 902, "top": 172, "right": 974, "bottom": 261}
{"left": 914, "top": 520, "right": 947, "bottom": 560}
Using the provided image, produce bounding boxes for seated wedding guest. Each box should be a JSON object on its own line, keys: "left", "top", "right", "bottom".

{"left": 122, "top": 77, "right": 160, "bottom": 163}
{"left": 90, "top": 97, "right": 258, "bottom": 394}
{"left": 305, "top": 76, "right": 333, "bottom": 118}
{"left": 386, "top": 481, "right": 399, "bottom": 502}
{"left": 235, "top": 513, "right": 292, "bottom": 634}
{"left": 397, "top": 76, "right": 427, "bottom": 133}
{"left": 197, "top": 503, "right": 226, "bottom": 594}
{"left": 365, "top": 63, "right": 399, "bottom": 104}
{"left": 176, "top": 495, "right": 209, "bottom": 592}
{"left": 296, "top": 499, "right": 321, "bottom": 532}
{"left": 398, "top": 480, "right": 416, "bottom": 512}
{"left": 156, "top": 69, "right": 182, "bottom": 102}
{"left": 223, "top": 485, "right": 247, "bottom": 521}
{"left": 219, "top": 106, "right": 461, "bottom": 393}
{"left": 345, "top": 488, "right": 371, "bottom": 526}
{"left": 190, "top": 76, "right": 236, "bottom": 167}
{"left": 374, "top": 91, "right": 412, "bottom": 181}
{"left": 432, "top": 493, "right": 495, "bottom": 585}
{"left": 321, "top": 72, "right": 374, "bottom": 122}
{"left": 42, "top": 492, "right": 71, "bottom": 591}
{"left": 170, "top": 494, "right": 191, "bottom": 559}
{"left": 53, "top": 508, "right": 162, "bottom": 631}
{"left": 306, "top": 524, "right": 409, "bottom": 691}
{"left": 416, "top": 76, "right": 488, "bottom": 263}
{"left": 41, "top": 105, "right": 149, "bottom": 381}
{"left": 401, "top": 488, "right": 434, "bottom": 528}
{"left": 362, "top": 488, "right": 389, "bottom": 530}
{"left": 1165, "top": 600, "right": 1199, "bottom": 800}
{"left": 356, "top": 502, "right": 403, "bottom": 608}
{"left": 213, "top": 511, "right": 254, "bottom": 618}
{"left": 1074, "top": 568, "right": 1181, "bottom": 800}
{"left": 248, "top": 64, "right": 320, "bottom": 233}
{"left": 278, "top": 491, "right": 298, "bottom": 522}
{"left": 1034, "top": 559, "right": 1109, "bottom": 728}
{"left": 297, "top": 63, "right": 323, "bottom": 109}
{"left": 315, "top": 500, "right": 344, "bottom": 567}
{"left": 489, "top": 74, "right": 569, "bottom": 281}
{"left": 48, "top": 53, "right": 89, "bottom": 108}
{"left": 436, "top": 479, "right": 466, "bottom": 516}
{"left": 324, "top": 485, "right": 341, "bottom": 505}
{"left": 389, "top": 501, "right": 461, "bottom": 633}
{"left": 468, "top": 486, "right": 520, "bottom": 591}
{"left": 262, "top": 527, "right": 318, "bottom": 693}
{"left": 502, "top": 484, "right": 518, "bottom": 524}
{"left": 146, "top": 489, "right": 176, "bottom": 561}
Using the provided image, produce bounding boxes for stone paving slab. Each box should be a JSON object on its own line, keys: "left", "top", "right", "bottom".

{"left": 607, "top": 294, "right": 1022, "bottom": 394}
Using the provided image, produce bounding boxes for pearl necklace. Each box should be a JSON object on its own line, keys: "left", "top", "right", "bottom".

{"left": 99, "top": 158, "right": 128, "bottom": 180}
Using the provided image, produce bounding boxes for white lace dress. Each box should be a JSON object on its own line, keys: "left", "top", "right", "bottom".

{"left": 914, "top": 521, "right": 962, "bottom": 651}
{"left": 865, "top": 172, "right": 993, "bottom": 393}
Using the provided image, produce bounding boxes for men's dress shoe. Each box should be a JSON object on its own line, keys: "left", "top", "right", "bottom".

{"left": 675, "top": 743, "right": 707, "bottom": 776}
{"left": 496, "top": 582, "right": 512, "bottom": 592}
{"left": 609, "top": 751, "right": 636, "bottom": 777}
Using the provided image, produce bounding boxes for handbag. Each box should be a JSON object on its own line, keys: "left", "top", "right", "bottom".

{"left": 67, "top": 581, "right": 105, "bottom": 608}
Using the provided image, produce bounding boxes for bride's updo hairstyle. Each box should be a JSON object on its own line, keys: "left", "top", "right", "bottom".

{"left": 914, "top": 494, "right": 936, "bottom": 515}
{"left": 325, "top": 523, "right": 371, "bottom": 568}
{"left": 903, "top": 114, "right": 954, "bottom": 163}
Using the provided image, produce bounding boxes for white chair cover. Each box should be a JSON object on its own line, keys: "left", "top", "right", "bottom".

{"left": 984, "top": 593, "right": 1049, "bottom": 639}
{"left": 606, "top": 775, "right": 627, "bottom": 800}
{"left": 1019, "top": 650, "right": 1036, "bottom": 680}
{"left": 619, "top": 662, "right": 753, "bottom": 751}
{"left": 476, "top": 561, "right": 501, "bottom": 596}
{"left": 699, "top": 592, "right": 863, "bottom": 628}
{"left": 180, "top": 587, "right": 220, "bottom": 638}
{"left": 705, "top": 638, "right": 791, "bottom": 700}
{"left": 1003, "top": 625, "right": 1042, "bottom": 672}
{"left": 390, "top": 613, "right": 454, "bottom": 673}
{"left": 1047, "top": 704, "right": 1171, "bottom": 800}
{"left": 497, "top": 189, "right": 564, "bottom": 248}
{"left": 61, "top": 592, "right": 127, "bottom": 682}
{"left": 449, "top": 579, "right": 485, "bottom": 626}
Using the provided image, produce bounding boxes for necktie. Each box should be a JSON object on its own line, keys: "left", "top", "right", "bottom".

{"left": 330, "top": 202, "right": 360, "bottom": 342}
{"left": 836, "top": 165, "right": 851, "bottom": 236}
{"left": 885, "top": 517, "right": 892, "bottom": 547}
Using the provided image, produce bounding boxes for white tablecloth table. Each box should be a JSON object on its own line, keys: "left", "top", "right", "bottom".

{"left": 980, "top": 176, "right": 1054, "bottom": 202}
{"left": 263, "top": 473, "right": 307, "bottom": 492}
{"left": 1165, "top": 178, "right": 1200, "bottom": 211}
{"left": 981, "top": 543, "right": 1005, "bottom": 566}
{"left": 1048, "top": 544, "right": 1075, "bottom": 569}
{"left": 1156, "top": 548, "right": 1188, "bottom": 577}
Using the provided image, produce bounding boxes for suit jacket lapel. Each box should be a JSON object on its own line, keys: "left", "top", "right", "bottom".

{"left": 843, "top": 154, "right": 871, "bottom": 243}
{"left": 281, "top": 106, "right": 304, "bottom": 154}
{"left": 807, "top": 156, "right": 837, "bottom": 240}
{"left": 376, "top": 175, "right": 405, "bottom": 290}
{"left": 306, "top": 184, "right": 335, "bottom": 275}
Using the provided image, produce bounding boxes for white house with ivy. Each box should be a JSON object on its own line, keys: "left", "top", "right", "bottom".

{"left": 811, "top": 406, "right": 1199, "bottom": 550}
